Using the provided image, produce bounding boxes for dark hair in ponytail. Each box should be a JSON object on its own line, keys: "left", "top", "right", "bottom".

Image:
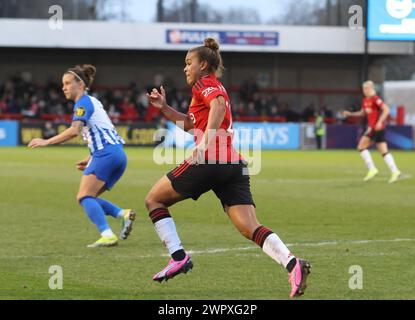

{"left": 190, "top": 38, "right": 225, "bottom": 78}
{"left": 65, "top": 64, "right": 96, "bottom": 90}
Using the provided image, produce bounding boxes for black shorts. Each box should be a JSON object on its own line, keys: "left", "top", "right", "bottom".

{"left": 167, "top": 161, "right": 255, "bottom": 210}
{"left": 364, "top": 128, "right": 386, "bottom": 143}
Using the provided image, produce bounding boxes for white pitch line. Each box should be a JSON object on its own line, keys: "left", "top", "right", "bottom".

{"left": 287, "top": 238, "right": 415, "bottom": 247}
{"left": 255, "top": 174, "right": 412, "bottom": 184}
{"left": 186, "top": 246, "right": 256, "bottom": 255}
{"left": 186, "top": 238, "right": 415, "bottom": 255}
{"left": 4, "top": 238, "right": 414, "bottom": 260}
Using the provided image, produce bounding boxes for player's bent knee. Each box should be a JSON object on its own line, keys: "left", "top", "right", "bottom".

{"left": 144, "top": 195, "right": 152, "bottom": 210}
{"left": 144, "top": 193, "right": 161, "bottom": 210}
{"left": 358, "top": 145, "right": 367, "bottom": 152}
{"left": 236, "top": 225, "right": 254, "bottom": 240}
{"left": 77, "top": 193, "right": 93, "bottom": 204}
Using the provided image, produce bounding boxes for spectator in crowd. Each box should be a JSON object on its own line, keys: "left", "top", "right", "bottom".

{"left": 120, "top": 96, "right": 139, "bottom": 121}
{"left": 233, "top": 101, "right": 246, "bottom": 118}
{"left": 135, "top": 89, "right": 150, "bottom": 118}
{"left": 255, "top": 96, "right": 269, "bottom": 116}
{"left": 269, "top": 105, "right": 279, "bottom": 118}
{"left": 321, "top": 105, "right": 333, "bottom": 118}
{"left": 0, "top": 99, "right": 6, "bottom": 113}
{"left": 302, "top": 103, "right": 315, "bottom": 122}
{"left": 246, "top": 102, "right": 258, "bottom": 117}
{"left": 107, "top": 103, "right": 121, "bottom": 122}
{"left": 43, "top": 121, "right": 58, "bottom": 139}
{"left": 239, "top": 78, "right": 259, "bottom": 103}
{"left": 21, "top": 96, "right": 40, "bottom": 118}
{"left": 279, "top": 103, "right": 301, "bottom": 122}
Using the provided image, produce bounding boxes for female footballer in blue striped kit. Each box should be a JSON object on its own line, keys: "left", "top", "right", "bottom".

{"left": 28, "top": 64, "right": 135, "bottom": 247}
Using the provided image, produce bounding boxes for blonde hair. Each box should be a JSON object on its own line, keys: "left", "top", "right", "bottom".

{"left": 363, "top": 80, "right": 377, "bottom": 95}
{"left": 363, "top": 80, "right": 375, "bottom": 88}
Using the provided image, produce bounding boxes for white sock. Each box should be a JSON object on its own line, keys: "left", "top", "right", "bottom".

{"left": 360, "top": 150, "right": 376, "bottom": 171}
{"left": 383, "top": 153, "right": 399, "bottom": 174}
{"left": 154, "top": 218, "right": 184, "bottom": 255}
{"left": 116, "top": 209, "right": 124, "bottom": 219}
{"left": 262, "top": 233, "right": 294, "bottom": 268}
{"left": 101, "top": 229, "right": 115, "bottom": 238}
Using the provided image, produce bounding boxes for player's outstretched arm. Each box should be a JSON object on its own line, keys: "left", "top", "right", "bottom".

{"left": 28, "top": 121, "right": 83, "bottom": 148}
{"left": 343, "top": 109, "right": 364, "bottom": 118}
{"left": 147, "top": 86, "right": 194, "bottom": 131}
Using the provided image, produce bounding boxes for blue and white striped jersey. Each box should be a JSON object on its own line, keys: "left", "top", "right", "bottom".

{"left": 72, "top": 94, "right": 125, "bottom": 154}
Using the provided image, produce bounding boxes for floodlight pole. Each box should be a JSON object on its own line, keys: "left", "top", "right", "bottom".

{"left": 157, "top": 0, "right": 164, "bottom": 22}
{"left": 326, "top": 0, "right": 332, "bottom": 25}
{"left": 362, "top": 0, "right": 369, "bottom": 82}
{"left": 190, "top": 0, "right": 197, "bottom": 23}
{"left": 363, "top": 32, "right": 369, "bottom": 82}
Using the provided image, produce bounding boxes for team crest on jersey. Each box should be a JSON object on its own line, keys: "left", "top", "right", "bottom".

{"left": 75, "top": 107, "right": 86, "bottom": 117}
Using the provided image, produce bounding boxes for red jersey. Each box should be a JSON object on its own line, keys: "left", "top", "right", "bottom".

{"left": 361, "top": 95, "right": 385, "bottom": 130}
{"left": 188, "top": 74, "right": 241, "bottom": 162}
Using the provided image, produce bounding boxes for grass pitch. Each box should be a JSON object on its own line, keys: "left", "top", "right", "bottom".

{"left": 0, "top": 147, "right": 414, "bottom": 300}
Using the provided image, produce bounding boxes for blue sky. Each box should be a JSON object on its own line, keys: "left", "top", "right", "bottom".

{"left": 126, "top": 0, "right": 298, "bottom": 23}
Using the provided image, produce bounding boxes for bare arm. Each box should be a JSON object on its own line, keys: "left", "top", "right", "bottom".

{"left": 201, "top": 96, "right": 227, "bottom": 147}
{"left": 191, "top": 96, "right": 227, "bottom": 164}
{"left": 160, "top": 104, "right": 194, "bottom": 132}
{"left": 46, "top": 121, "right": 83, "bottom": 145}
{"left": 147, "top": 86, "right": 194, "bottom": 132}
{"left": 377, "top": 104, "right": 390, "bottom": 125}
{"left": 375, "top": 103, "right": 390, "bottom": 130}
{"left": 343, "top": 109, "right": 365, "bottom": 118}
{"left": 28, "top": 121, "right": 83, "bottom": 148}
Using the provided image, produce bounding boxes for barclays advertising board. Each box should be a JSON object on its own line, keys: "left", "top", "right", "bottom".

{"left": 163, "top": 122, "right": 300, "bottom": 150}
{"left": 232, "top": 123, "right": 300, "bottom": 150}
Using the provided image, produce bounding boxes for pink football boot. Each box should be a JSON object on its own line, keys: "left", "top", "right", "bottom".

{"left": 288, "top": 258, "right": 311, "bottom": 298}
{"left": 153, "top": 254, "right": 193, "bottom": 282}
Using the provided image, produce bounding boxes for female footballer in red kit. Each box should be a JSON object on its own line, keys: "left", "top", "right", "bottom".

{"left": 343, "top": 81, "right": 401, "bottom": 183}
{"left": 146, "top": 38, "right": 311, "bottom": 298}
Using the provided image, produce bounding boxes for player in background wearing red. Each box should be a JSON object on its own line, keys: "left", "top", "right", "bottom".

{"left": 343, "top": 81, "right": 401, "bottom": 183}
{"left": 145, "top": 38, "right": 311, "bottom": 298}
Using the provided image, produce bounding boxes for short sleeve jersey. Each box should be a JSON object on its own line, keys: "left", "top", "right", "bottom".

{"left": 189, "top": 74, "right": 241, "bottom": 162}
{"left": 361, "top": 95, "right": 385, "bottom": 130}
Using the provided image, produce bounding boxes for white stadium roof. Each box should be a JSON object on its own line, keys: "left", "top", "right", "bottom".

{"left": 0, "top": 18, "right": 413, "bottom": 55}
